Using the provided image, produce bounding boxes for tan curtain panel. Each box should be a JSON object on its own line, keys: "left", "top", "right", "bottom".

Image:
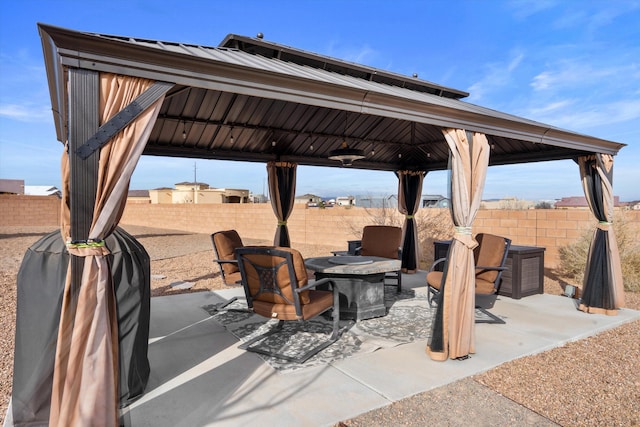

{"left": 577, "top": 154, "right": 624, "bottom": 315}
{"left": 267, "top": 161, "right": 297, "bottom": 247}
{"left": 397, "top": 170, "right": 425, "bottom": 273}
{"left": 427, "top": 129, "right": 489, "bottom": 361}
{"left": 51, "top": 73, "right": 165, "bottom": 426}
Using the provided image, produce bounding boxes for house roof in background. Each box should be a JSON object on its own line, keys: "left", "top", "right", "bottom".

{"left": 555, "top": 196, "right": 622, "bottom": 208}
{"left": 24, "top": 185, "right": 61, "bottom": 196}
{"left": 127, "top": 190, "right": 150, "bottom": 198}
{"left": 0, "top": 179, "right": 25, "bottom": 194}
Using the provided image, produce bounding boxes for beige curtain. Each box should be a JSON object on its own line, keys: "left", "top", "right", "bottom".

{"left": 427, "top": 129, "right": 489, "bottom": 361}
{"left": 50, "top": 73, "right": 164, "bottom": 426}
{"left": 577, "top": 154, "right": 624, "bottom": 315}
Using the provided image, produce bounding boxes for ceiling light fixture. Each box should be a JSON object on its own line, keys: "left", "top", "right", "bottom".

{"left": 329, "top": 111, "right": 365, "bottom": 166}
{"left": 328, "top": 141, "right": 365, "bottom": 167}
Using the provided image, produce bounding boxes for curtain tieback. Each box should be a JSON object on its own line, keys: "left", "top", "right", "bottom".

{"left": 454, "top": 226, "right": 472, "bottom": 235}
{"left": 66, "top": 239, "right": 110, "bottom": 257}
{"left": 277, "top": 220, "right": 288, "bottom": 226}
{"left": 597, "top": 221, "right": 612, "bottom": 230}
{"left": 453, "top": 227, "right": 477, "bottom": 249}
{"left": 405, "top": 215, "right": 414, "bottom": 219}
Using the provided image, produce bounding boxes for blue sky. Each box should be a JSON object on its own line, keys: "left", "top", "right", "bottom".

{"left": 1, "top": 0, "right": 639, "bottom": 201}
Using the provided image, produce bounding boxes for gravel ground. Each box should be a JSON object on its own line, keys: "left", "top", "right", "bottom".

{"left": 1, "top": 225, "right": 638, "bottom": 426}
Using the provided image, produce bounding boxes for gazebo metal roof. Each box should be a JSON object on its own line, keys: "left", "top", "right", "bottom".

{"left": 39, "top": 23, "right": 624, "bottom": 172}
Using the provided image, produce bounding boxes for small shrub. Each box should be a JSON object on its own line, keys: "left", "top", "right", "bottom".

{"left": 415, "top": 209, "right": 453, "bottom": 269}
{"left": 558, "top": 215, "right": 640, "bottom": 293}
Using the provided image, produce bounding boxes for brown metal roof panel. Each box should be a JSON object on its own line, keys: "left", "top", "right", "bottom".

{"left": 219, "top": 33, "right": 469, "bottom": 99}
{"left": 39, "top": 23, "right": 625, "bottom": 165}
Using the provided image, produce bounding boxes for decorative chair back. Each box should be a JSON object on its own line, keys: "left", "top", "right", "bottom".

{"left": 236, "top": 246, "right": 310, "bottom": 319}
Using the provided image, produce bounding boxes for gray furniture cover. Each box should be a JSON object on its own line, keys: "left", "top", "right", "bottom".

{"left": 11, "top": 227, "right": 150, "bottom": 425}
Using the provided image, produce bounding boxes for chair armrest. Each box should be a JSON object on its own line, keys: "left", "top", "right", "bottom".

{"left": 297, "top": 277, "right": 336, "bottom": 293}
{"left": 475, "top": 265, "right": 508, "bottom": 271}
{"left": 213, "top": 259, "right": 238, "bottom": 265}
{"left": 428, "top": 257, "right": 447, "bottom": 272}
{"left": 353, "top": 246, "right": 362, "bottom": 255}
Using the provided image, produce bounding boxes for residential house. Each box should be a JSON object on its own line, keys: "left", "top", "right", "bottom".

{"left": 147, "top": 182, "right": 250, "bottom": 204}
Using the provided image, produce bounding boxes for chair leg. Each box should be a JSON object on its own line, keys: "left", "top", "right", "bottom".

{"left": 383, "top": 271, "right": 402, "bottom": 293}
{"left": 427, "top": 286, "right": 438, "bottom": 308}
{"left": 238, "top": 320, "right": 285, "bottom": 351}
{"left": 238, "top": 299, "right": 347, "bottom": 364}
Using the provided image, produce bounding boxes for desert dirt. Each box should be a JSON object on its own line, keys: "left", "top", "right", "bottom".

{"left": 1, "top": 225, "right": 638, "bottom": 426}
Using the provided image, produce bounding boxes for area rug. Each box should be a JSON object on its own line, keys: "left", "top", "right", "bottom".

{"left": 202, "top": 290, "right": 503, "bottom": 372}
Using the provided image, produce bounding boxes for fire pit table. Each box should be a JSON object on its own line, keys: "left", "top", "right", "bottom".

{"left": 304, "top": 256, "right": 401, "bottom": 321}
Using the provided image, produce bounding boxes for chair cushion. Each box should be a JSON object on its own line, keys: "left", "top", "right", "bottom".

{"left": 252, "top": 290, "right": 333, "bottom": 320}
{"left": 360, "top": 225, "right": 402, "bottom": 259}
{"left": 244, "top": 247, "right": 311, "bottom": 305}
{"left": 475, "top": 278, "right": 496, "bottom": 295}
{"left": 474, "top": 233, "right": 507, "bottom": 282}
{"left": 426, "top": 271, "right": 444, "bottom": 290}
{"left": 428, "top": 271, "right": 496, "bottom": 294}
{"left": 222, "top": 271, "right": 242, "bottom": 286}
{"left": 213, "top": 230, "right": 243, "bottom": 276}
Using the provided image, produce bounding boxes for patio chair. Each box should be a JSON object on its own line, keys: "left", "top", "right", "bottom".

{"left": 355, "top": 225, "right": 403, "bottom": 293}
{"left": 235, "top": 246, "right": 343, "bottom": 363}
{"left": 211, "top": 230, "right": 244, "bottom": 286}
{"left": 426, "top": 233, "right": 511, "bottom": 307}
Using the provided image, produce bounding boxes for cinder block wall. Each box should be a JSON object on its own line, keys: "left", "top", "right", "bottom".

{"left": 118, "top": 203, "right": 371, "bottom": 247}
{"left": 0, "top": 195, "right": 61, "bottom": 226}
{"left": 2, "top": 194, "right": 638, "bottom": 268}
{"left": 474, "top": 209, "right": 596, "bottom": 266}
{"left": 120, "top": 203, "right": 639, "bottom": 268}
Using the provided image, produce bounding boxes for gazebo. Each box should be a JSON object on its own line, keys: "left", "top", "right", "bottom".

{"left": 12, "top": 23, "right": 624, "bottom": 425}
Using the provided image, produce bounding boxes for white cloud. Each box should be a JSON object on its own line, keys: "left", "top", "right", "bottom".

{"left": 466, "top": 51, "right": 525, "bottom": 102}
{"left": 507, "top": 0, "right": 558, "bottom": 19}
{"left": 527, "top": 99, "right": 640, "bottom": 130}
{"left": 325, "top": 41, "right": 380, "bottom": 68}
{"left": 527, "top": 100, "right": 574, "bottom": 116}
{"left": 0, "top": 103, "right": 51, "bottom": 122}
{"left": 553, "top": 3, "right": 640, "bottom": 31}
{"left": 529, "top": 61, "right": 629, "bottom": 92}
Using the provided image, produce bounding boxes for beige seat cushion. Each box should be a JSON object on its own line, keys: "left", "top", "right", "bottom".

{"left": 253, "top": 290, "right": 333, "bottom": 320}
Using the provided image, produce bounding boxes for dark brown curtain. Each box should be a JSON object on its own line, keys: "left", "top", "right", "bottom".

{"left": 267, "top": 161, "right": 297, "bottom": 247}
{"left": 577, "top": 153, "right": 624, "bottom": 315}
{"left": 50, "top": 74, "right": 164, "bottom": 426}
{"left": 428, "top": 129, "right": 489, "bottom": 361}
{"left": 397, "top": 170, "right": 425, "bottom": 273}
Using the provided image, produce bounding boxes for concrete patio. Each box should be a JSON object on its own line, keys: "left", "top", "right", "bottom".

{"left": 123, "top": 271, "right": 640, "bottom": 427}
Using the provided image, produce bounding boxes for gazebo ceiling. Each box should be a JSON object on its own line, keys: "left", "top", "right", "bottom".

{"left": 38, "top": 23, "right": 625, "bottom": 172}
